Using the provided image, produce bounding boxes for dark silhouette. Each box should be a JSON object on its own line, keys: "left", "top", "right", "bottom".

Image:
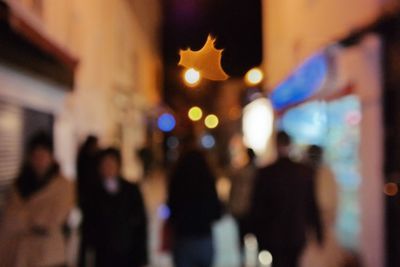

{"left": 249, "top": 131, "right": 323, "bottom": 267}
{"left": 0, "top": 132, "right": 74, "bottom": 267}
{"left": 303, "top": 145, "right": 343, "bottom": 266}
{"left": 137, "top": 146, "right": 153, "bottom": 177}
{"left": 90, "top": 148, "right": 148, "bottom": 267}
{"left": 77, "top": 135, "right": 99, "bottom": 206}
{"left": 167, "top": 135, "right": 222, "bottom": 267}
{"left": 76, "top": 135, "right": 99, "bottom": 267}
{"left": 229, "top": 148, "right": 257, "bottom": 250}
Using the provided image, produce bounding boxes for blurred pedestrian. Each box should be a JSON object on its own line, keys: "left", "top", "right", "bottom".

{"left": 301, "top": 145, "right": 344, "bottom": 267}
{"left": 137, "top": 146, "right": 154, "bottom": 178}
{"left": 249, "top": 131, "right": 323, "bottom": 267}
{"left": 305, "top": 145, "right": 338, "bottom": 226}
{"left": 0, "top": 132, "right": 74, "bottom": 267}
{"left": 228, "top": 148, "right": 257, "bottom": 253}
{"left": 167, "top": 134, "right": 222, "bottom": 267}
{"left": 90, "top": 148, "right": 148, "bottom": 267}
{"left": 76, "top": 135, "right": 99, "bottom": 267}
{"left": 77, "top": 135, "right": 99, "bottom": 207}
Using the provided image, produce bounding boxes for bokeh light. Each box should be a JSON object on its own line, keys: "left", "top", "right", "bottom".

{"left": 245, "top": 67, "right": 264, "bottom": 86}
{"left": 184, "top": 68, "right": 201, "bottom": 86}
{"left": 201, "top": 134, "right": 216, "bottom": 149}
{"left": 158, "top": 204, "right": 171, "bottom": 220}
{"left": 243, "top": 98, "right": 274, "bottom": 155}
{"left": 244, "top": 234, "right": 258, "bottom": 250}
{"left": 158, "top": 113, "right": 176, "bottom": 132}
{"left": 384, "top": 182, "right": 398, "bottom": 197}
{"left": 167, "top": 136, "right": 179, "bottom": 149}
{"left": 258, "top": 250, "right": 273, "bottom": 266}
{"left": 205, "top": 114, "right": 219, "bottom": 129}
{"left": 188, "top": 106, "right": 203, "bottom": 121}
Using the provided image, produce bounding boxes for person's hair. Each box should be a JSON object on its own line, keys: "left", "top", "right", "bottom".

{"left": 28, "top": 131, "right": 53, "bottom": 154}
{"left": 246, "top": 148, "right": 256, "bottom": 163}
{"left": 98, "top": 147, "right": 122, "bottom": 166}
{"left": 307, "top": 144, "right": 323, "bottom": 164}
{"left": 84, "top": 135, "right": 98, "bottom": 148}
{"left": 16, "top": 131, "right": 58, "bottom": 198}
{"left": 276, "top": 131, "right": 291, "bottom": 147}
{"left": 307, "top": 145, "right": 323, "bottom": 157}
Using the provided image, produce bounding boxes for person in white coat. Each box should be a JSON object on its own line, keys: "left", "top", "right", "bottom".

{"left": 0, "top": 132, "right": 74, "bottom": 267}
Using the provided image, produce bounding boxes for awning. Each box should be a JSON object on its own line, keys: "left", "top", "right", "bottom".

{"left": 269, "top": 52, "right": 329, "bottom": 111}
{"left": 0, "top": 0, "right": 78, "bottom": 88}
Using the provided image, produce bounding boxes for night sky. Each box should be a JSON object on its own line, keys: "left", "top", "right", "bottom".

{"left": 162, "top": 0, "right": 263, "bottom": 77}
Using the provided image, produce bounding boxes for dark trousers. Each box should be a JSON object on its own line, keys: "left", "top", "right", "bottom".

{"left": 173, "top": 236, "right": 214, "bottom": 267}
{"left": 235, "top": 216, "right": 249, "bottom": 249}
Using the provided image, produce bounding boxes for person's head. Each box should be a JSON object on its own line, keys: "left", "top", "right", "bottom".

{"left": 98, "top": 148, "right": 121, "bottom": 179}
{"left": 246, "top": 148, "right": 256, "bottom": 164}
{"left": 85, "top": 135, "right": 98, "bottom": 153}
{"left": 307, "top": 145, "right": 323, "bottom": 166}
{"left": 276, "top": 131, "right": 291, "bottom": 157}
{"left": 27, "top": 132, "right": 54, "bottom": 178}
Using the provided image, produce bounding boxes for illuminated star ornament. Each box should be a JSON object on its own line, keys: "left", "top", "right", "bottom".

{"left": 179, "top": 35, "right": 229, "bottom": 81}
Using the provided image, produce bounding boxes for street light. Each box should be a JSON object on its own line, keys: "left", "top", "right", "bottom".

{"left": 184, "top": 68, "right": 201, "bottom": 86}
{"left": 245, "top": 67, "right": 264, "bottom": 86}
{"left": 188, "top": 106, "right": 203, "bottom": 121}
{"left": 242, "top": 98, "right": 273, "bottom": 156}
{"left": 205, "top": 114, "right": 219, "bottom": 129}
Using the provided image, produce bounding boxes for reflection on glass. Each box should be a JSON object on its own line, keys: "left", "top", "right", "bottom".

{"left": 280, "top": 95, "right": 361, "bottom": 250}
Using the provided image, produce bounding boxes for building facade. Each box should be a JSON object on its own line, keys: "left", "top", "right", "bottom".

{"left": 0, "top": 0, "right": 162, "bottom": 190}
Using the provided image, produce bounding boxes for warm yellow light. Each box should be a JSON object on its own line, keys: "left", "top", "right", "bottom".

{"left": 205, "top": 114, "right": 219, "bottom": 129}
{"left": 245, "top": 67, "right": 264, "bottom": 85}
{"left": 184, "top": 68, "right": 201, "bottom": 86}
{"left": 188, "top": 106, "right": 203, "bottom": 121}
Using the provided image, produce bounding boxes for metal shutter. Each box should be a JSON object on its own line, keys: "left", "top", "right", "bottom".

{"left": 0, "top": 101, "right": 22, "bottom": 210}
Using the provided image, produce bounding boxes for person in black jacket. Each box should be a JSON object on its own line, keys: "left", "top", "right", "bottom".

{"left": 249, "top": 131, "right": 323, "bottom": 267}
{"left": 167, "top": 134, "right": 222, "bottom": 267}
{"left": 76, "top": 135, "right": 99, "bottom": 267}
{"left": 91, "top": 148, "right": 148, "bottom": 267}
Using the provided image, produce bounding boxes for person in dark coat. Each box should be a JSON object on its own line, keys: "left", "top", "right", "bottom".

{"left": 229, "top": 147, "right": 257, "bottom": 249}
{"left": 249, "top": 131, "right": 323, "bottom": 267}
{"left": 77, "top": 135, "right": 99, "bottom": 206}
{"left": 91, "top": 148, "right": 148, "bottom": 267}
{"left": 76, "top": 135, "right": 99, "bottom": 267}
{"left": 167, "top": 134, "right": 222, "bottom": 267}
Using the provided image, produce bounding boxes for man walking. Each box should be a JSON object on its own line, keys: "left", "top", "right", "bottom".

{"left": 249, "top": 131, "right": 323, "bottom": 267}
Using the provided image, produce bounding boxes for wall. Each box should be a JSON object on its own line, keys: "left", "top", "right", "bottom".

{"left": 335, "top": 35, "right": 384, "bottom": 267}
{"left": 262, "top": 0, "right": 387, "bottom": 88}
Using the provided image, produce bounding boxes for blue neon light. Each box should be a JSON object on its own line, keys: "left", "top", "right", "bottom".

{"left": 270, "top": 52, "right": 328, "bottom": 110}
{"left": 158, "top": 113, "right": 176, "bottom": 132}
{"left": 158, "top": 204, "right": 171, "bottom": 220}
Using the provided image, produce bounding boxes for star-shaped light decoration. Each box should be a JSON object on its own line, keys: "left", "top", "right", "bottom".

{"left": 179, "top": 35, "right": 229, "bottom": 81}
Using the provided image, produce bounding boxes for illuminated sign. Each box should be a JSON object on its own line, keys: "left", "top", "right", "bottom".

{"left": 270, "top": 52, "right": 328, "bottom": 110}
